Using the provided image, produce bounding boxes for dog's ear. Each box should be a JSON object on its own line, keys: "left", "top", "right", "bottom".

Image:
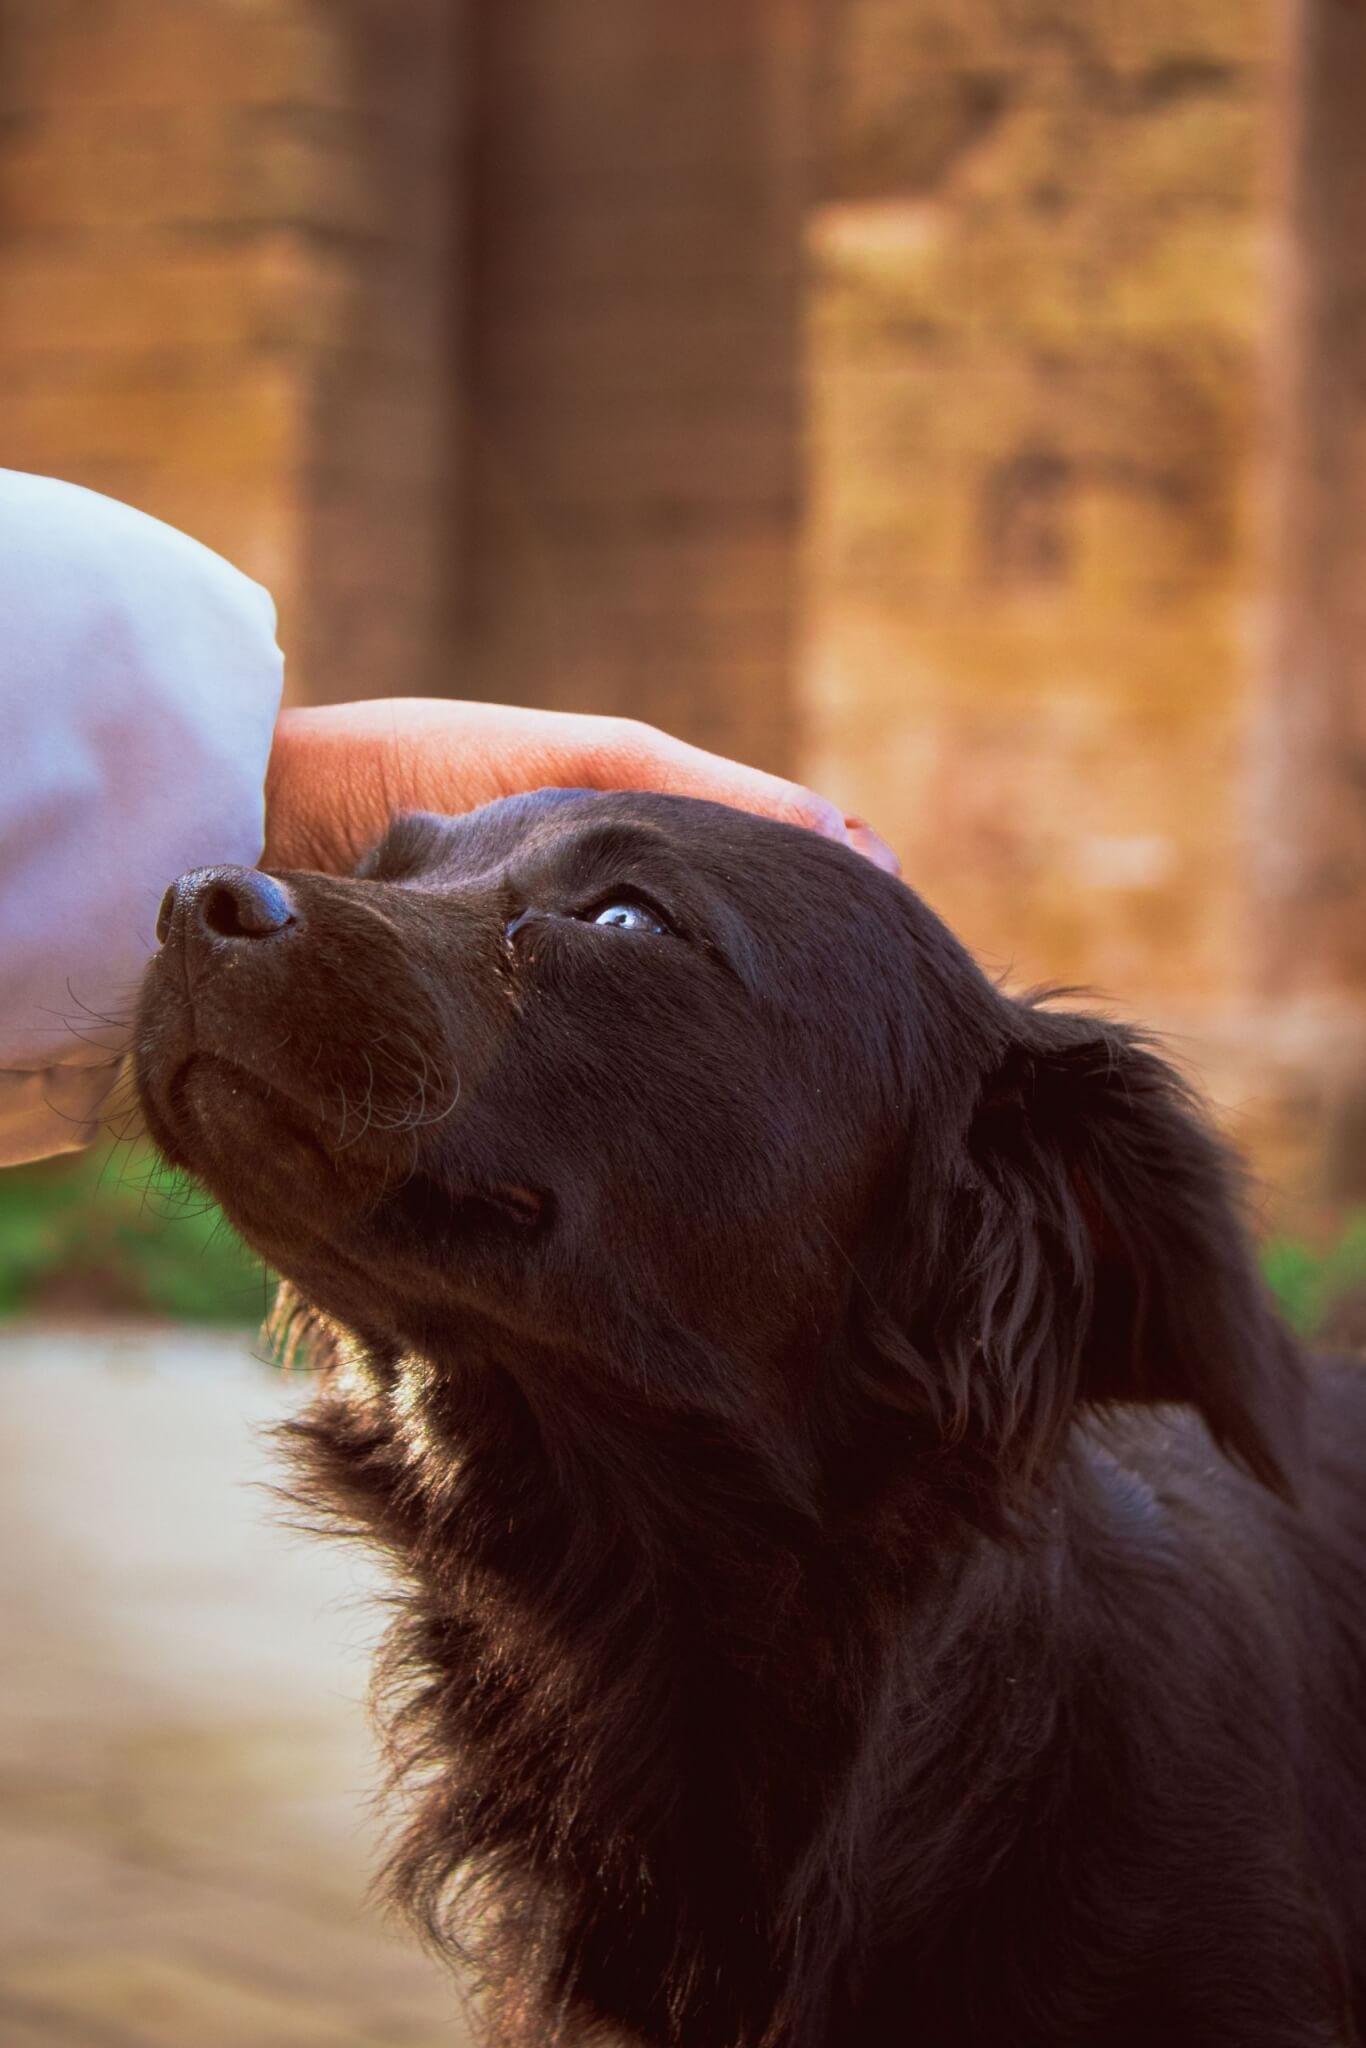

{"left": 872, "top": 1007, "right": 1303, "bottom": 1502}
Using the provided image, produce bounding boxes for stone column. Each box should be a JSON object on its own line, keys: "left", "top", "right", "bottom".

{"left": 1256, "top": 0, "right": 1366, "bottom": 1202}
{"left": 462, "top": 0, "right": 814, "bottom": 772}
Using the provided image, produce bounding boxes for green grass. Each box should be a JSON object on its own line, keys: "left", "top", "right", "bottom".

{"left": 1261, "top": 1212, "right": 1366, "bottom": 1340}
{"left": 0, "top": 1139, "right": 270, "bottom": 1324}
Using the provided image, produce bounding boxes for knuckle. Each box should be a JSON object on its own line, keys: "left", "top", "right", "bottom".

{"left": 784, "top": 785, "right": 844, "bottom": 836}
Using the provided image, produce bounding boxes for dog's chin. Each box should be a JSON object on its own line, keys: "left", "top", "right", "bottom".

{"left": 139, "top": 1050, "right": 557, "bottom": 1327}
{"left": 144, "top": 1051, "right": 389, "bottom": 1245}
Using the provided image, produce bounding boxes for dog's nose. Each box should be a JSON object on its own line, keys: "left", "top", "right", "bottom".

{"left": 156, "top": 866, "right": 297, "bottom": 946}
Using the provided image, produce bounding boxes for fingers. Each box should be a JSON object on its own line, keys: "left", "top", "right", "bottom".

{"left": 604, "top": 721, "right": 898, "bottom": 871}
{"left": 266, "top": 702, "right": 901, "bottom": 879}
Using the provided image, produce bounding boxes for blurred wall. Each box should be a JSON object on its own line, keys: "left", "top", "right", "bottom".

{"left": 0, "top": 0, "right": 462, "bottom": 701}
{"left": 803, "top": 0, "right": 1284, "bottom": 1159}
{"left": 0, "top": 0, "right": 1361, "bottom": 1215}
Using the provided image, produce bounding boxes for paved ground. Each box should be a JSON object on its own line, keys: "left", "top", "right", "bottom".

{"left": 0, "top": 1326, "right": 473, "bottom": 2047}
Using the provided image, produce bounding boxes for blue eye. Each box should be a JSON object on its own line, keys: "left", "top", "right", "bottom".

{"left": 591, "top": 901, "right": 664, "bottom": 934}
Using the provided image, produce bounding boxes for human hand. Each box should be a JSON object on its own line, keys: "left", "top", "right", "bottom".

{"left": 263, "top": 700, "right": 898, "bottom": 875}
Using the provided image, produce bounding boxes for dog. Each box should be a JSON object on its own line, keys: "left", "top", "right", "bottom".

{"left": 134, "top": 789, "right": 1366, "bottom": 2047}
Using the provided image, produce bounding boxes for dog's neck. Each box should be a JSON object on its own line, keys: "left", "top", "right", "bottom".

{"left": 289, "top": 1319, "right": 1077, "bottom": 2047}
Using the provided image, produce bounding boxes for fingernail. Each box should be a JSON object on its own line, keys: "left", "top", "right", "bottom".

{"left": 846, "top": 818, "right": 901, "bottom": 876}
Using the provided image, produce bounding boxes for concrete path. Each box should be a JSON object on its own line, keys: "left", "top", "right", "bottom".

{"left": 0, "top": 1326, "right": 471, "bottom": 2047}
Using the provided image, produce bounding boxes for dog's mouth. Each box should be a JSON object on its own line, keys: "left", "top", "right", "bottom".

{"left": 140, "top": 1025, "right": 551, "bottom": 1279}
{"left": 146, "top": 1045, "right": 372, "bottom": 1214}
{"left": 137, "top": 917, "right": 457, "bottom": 1164}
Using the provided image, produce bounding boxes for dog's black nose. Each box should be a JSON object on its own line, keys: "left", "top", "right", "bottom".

{"left": 157, "top": 866, "right": 297, "bottom": 946}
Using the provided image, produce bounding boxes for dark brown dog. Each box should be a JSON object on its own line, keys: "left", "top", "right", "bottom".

{"left": 135, "top": 790, "right": 1366, "bottom": 2047}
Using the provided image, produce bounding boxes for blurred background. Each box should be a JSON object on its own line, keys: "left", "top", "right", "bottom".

{"left": 1, "top": 1, "right": 1364, "bottom": 2042}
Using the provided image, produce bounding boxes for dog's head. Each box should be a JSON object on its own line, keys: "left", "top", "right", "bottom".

{"left": 135, "top": 789, "right": 1300, "bottom": 1510}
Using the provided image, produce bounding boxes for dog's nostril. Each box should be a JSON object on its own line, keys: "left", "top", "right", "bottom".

{"left": 198, "top": 870, "right": 296, "bottom": 940}
{"left": 160, "top": 865, "right": 298, "bottom": 946}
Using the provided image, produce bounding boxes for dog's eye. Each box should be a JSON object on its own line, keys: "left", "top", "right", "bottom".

{"left": 504, "top": 899, "right": 670, "bottom": 945}
{"left": 588, "top": 901, "right": 665, "bottom": 935}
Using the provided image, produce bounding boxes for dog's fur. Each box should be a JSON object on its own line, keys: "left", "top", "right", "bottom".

{"left": 135, "top": 790, "right": 1366, "bottom": 2047}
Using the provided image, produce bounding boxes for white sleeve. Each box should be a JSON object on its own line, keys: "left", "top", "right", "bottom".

{"left": 0, "top": 470, "right": 285, "bottom": 1164}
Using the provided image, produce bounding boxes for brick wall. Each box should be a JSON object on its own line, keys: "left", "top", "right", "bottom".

{"left": 0, "top": 0, "right": 461, "bottom": 703}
